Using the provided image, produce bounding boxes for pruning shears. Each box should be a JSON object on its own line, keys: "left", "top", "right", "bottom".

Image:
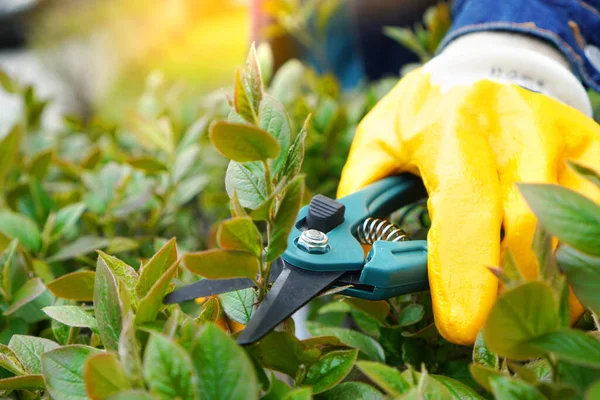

{"left": 164, "top": 173, "right": 429, "bottom": 345}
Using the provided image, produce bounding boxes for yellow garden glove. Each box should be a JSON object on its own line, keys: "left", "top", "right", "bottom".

{"left": 338, "top": 32, "right": 600, "bottom": 346}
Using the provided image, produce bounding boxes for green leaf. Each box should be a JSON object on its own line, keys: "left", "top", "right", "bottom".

{"left": 262, "top": 376, "right": 292, "bottom": 400}
{"left": 344, "top": 298, "right": 390, "bottom": 323}
{"left": 173, "top": 174, "right": 209, "bottom": 207}
{"left": 0, "top": 69, "right": 18, "bottom": 93}
{"left": 507, "top": 362, "right": 537, "bottom": 384}
{"left": 399, "top": 368, "right": 452, "bottom": 399}
{"left": 402, "top": 338, "right": 434, "bottom": 368}
{"left": 189, "top": 323, "right": 258, "bottom": 400}
{"left": 234, "top": 68, "right": 258, "bottom": 123}
{"left": 473, "top": 329, "right": 499, "bottom": 369}
{"left": 518, "top": 183, "right": 600, "bottom": 256}
{"left": 432, "top": 375, "right": 483, "bottom": 399}
{"left": 4, "top": 278, "right": 46, "bottom": 316}
{"left": 557, "top": 245, "right": 600, "bottom": 314}
{"left": 243, "top": 43, "right": 264, "bottom": 115}
{"left": 586, "top": 381, "right": 600, "bottom": 400}
{"left": 524, "top": 359, "right": 552, "bottom": 382}
{"left": 279, "top": 116, "right": 308, "bottom": 180}
{"left": 351, "top": 309, "right": 382, "bottom": 338}
{"left": 556, "top": 359, "right": 600, "bottom": 394}
{"left": 0, "top": 374, "right": 45, "bottom": 390}
{"left": 184, "top": 249, "right": 259, "bottom": 281}
{"left": 219, "top": 288, "right": 256, "bottom": 324}
{"left": 484, "top": 281, "right": 559, "bottom": 360}
{"left": 217, "top": 217, "right": 263, "bottom": 258}
{"left": 489, "top": 375, "right": 546, "bottom": 400}
{"left": 127, "top": 156, "right": 168, "bottom": 173}
{"left": 46, "top": 271, "right": 95, "bottom": 301}
{"left": 0, "top": 126, "right": 22, "bottom": 183}
{"left": 383, "top": 26, "right": 430, "bottom": 61}
{"left": 47, "top": 236, "right": 109, "bottom": 262}
{"left": 0, "top": 239, "right": 18, "bottom": 298}
{"left": 53, "top": 203, "right": 86, "bottom": 239}
{"left": 196, "top": 297, "right": 220, "bottom": 323}
{"left": 256, "top": 331, "right": 320, "bottom": 378}
{"left": 256, "top": 42, "right": 273, "bottom": 83}
{"left": 567, "top": 160, "right": 600, "bottom": 188}
{"left": 107, "top": 390, "right": 159, "bottom": 400}
{"left": 283, "top": 387, "right": 312, "bottom": 400}
{"left": 0, "top": 211, "right": 40, "bottom": 252}
{"left": 526, "top": 329, "right": 600, "bottom": 368}
{"left": 97, "top": 251, "right": 139, "bottom": 297}
{"left": 0, "top": 344, "right": 25, "bottom": 375}
{"left": 489, "top": 250, "right": 525, "bottom": 288}
{"left": 8, "top": 335, "right": 59, "bottom": 374}
{"left": 356, "top": 361, "right": 410, "bottom": 396}
{"left": 94, "top": 255, "right": 122, "bottom": 352}
{"left": 43, "top": 306, "right": 98, "bottom": 331}
{"left": 314, "top": 382, "right": 386, "bottom": 400}
{"left": 303, "top": 349, "right": 358, "bottom": 394}
{"left": 230, "top": 190, "right": 248, "bottom": 217}
{"left": 136, "top": 238, "right": 177, "bottom": 298}
{"left": 163, "top": 308, "right": 180, "bottom": 338}
{"left": 173, "top": 144, "right": 200, "bottom": 182}
{"left": 270, "top": 58, "right": 304, "bottom": 102}
{"left": 52, "top": 317, "right": 70, "bottom": 345}
{"left": 143, "top": 333, "right": 197, "bottom": 400}
{"left": 135, "top": 259, "right": 179, "bottom": 325}
{"left": 532, "top": 223, "right": 556, "bottom": 283}
{"left": 266, "top": 175, "right": 304, "bottom": 261}
{"left": 249, "top": 191, "right": 277, "bottom": 221}
{"left": 29, "top": 177, "right": 55, "bottom": 222}
{"left": 85, "top": 352, "right": 132, "bottom": 400}
{"left": 259, "top": 94, "right": 292, "bottom": 175}
{"left": 210, "top": 121, "right": 280, "bottom": 162}
{"left": 469, "top": 364, "right": 506, "bottom": 393}
{"left": 178, "top": 116, "right": 209, "bottom": 151}
{"left": 225, "top": 161, "right": 267, "bottom": 209}
{"left": 29, "top": 148, "right": 53, "bottom": 179}
{"left": 42, "top": 345, "right": 102, "bottom": 400}
{"left": 557, "top": 276, "right": 571, "bottom": 328}
{"left": 306, "top": 322, "right": 385, "bottom": 362}
{"left": 119, "top": 312, "right": 143, "bottom": 387}
{"left": 397, "top": 304, "right": 425, "bottom": 326}
{"left": 129, "top": 116, "right": 174, "bottom": 154}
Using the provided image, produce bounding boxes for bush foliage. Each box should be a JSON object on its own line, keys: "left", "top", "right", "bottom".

{"left": 0, "top": 3, "right": 599, "bottom": 399}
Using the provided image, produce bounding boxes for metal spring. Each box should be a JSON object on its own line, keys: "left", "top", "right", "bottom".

{"left": 355, "top": 217, "right": 410, "bottom": 244}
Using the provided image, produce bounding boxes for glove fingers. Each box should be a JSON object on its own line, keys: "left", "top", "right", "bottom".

{"left": 416, "top": 110, "right": 503, "bottom": 346}
{"left": 491, "top": 90, "right": 562, "bottom": 280}
{"left": 337, "top": 88, "right": 407, "bottom": 198}
{"left": 337, "top": 71, "right": 436, "bottom": 198}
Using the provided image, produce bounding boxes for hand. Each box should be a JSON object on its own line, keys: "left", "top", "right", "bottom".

{"left": 337, "top": 33, "right": 600, "bottom": 345}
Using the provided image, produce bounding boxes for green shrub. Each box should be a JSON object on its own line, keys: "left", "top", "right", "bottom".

{"left": 0, "top": 5, "right": 599, "bottom": 398}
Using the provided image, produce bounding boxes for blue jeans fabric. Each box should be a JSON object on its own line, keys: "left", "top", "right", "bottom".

{"left": 440, "top": 0, "right": 600, "bottom": 92}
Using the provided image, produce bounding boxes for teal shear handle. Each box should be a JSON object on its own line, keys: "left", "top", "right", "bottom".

{"left": 341, "top": 173, "right": 426, "bottom": 228}
{"left": 282, "top": 173, "right": 430, "bottom": 300}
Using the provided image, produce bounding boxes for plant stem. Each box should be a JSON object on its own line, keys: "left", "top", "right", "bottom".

{"left": 258, "top": 161, "right": 274, "bottom": 302}
{"left": 262, "top": 161, "right": 272, "bottom": 198}
{"left": 67, "top": 327, "right": 80, "bottom": 345}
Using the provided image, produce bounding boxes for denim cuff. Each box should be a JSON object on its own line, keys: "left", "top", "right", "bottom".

{"left": 438, "top": 0, "right": 600, "bottom": 92}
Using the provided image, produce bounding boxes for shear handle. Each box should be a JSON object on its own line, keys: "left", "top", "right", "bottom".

{"left": 340, "top": 173, "right": 427, "bottom": 227}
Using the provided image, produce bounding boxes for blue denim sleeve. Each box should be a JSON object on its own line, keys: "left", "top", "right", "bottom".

{"left": 438, "top": 0, "right": 600, "bottom": 92}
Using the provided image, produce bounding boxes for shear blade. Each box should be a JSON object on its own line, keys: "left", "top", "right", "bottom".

{"left": 236, "top": 261, "right": 344, "bottom": 345}
{"left": 164, "top": 258, "right": 285, "bottom": 304}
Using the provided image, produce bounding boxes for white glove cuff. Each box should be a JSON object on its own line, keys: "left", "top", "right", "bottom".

{"left": 423, "top": 32, "right": 593, "bottom": 117}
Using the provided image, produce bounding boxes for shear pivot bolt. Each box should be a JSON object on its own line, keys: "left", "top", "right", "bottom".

{"left": 298, "top": 229, "right": 329, "bottom": 254}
